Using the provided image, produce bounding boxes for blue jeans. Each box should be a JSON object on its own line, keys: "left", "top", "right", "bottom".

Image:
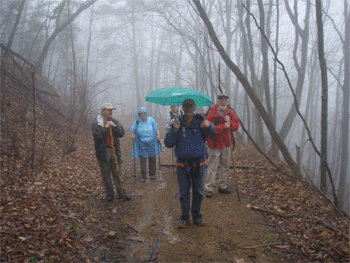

{"left": 177, "top": 165, "right": 206, "bottom": 222}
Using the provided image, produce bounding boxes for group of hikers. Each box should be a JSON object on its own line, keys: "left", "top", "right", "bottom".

{"left": 92, "top": 93, "right": 239, "bottom": 228}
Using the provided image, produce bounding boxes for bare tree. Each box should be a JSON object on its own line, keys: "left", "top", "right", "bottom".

{"left": 36, "top": 0, "right": 98, "bottom": 75}
{"left": 6, "top": 0, "right": 26, "bottom": 50}
{"left": 337, "top": 0, "right": 350, "bottom": 209}
{"left": 315, "top": 0, "right": 329, "bottom": 194}
{"left": 270, "top": 0, "right": 311, "bottom": 154}
{"left": 258, "top": 1, "right": 272, "bottom": 118}
{"left": 244, "top": 0, "right": 265, "bottom": 148}
{"left": 192, "top": 0, "right": 299, "bottom": 175}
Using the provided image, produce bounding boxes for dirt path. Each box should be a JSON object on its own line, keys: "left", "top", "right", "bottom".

{"left": 106, "top": 117, "right": 283, "bottom": 262}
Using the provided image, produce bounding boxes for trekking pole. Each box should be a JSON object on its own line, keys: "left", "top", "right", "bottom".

{"left": 157, "top": 139, "right": 162, "bottom": 181}
{"left": 109, "top": 127, "right": 125, "bottom": 200}
{"left": 227, "top": 130, "right": 240, "bottom": 201}
{"left": 133, "top": 140, "right": 136, "bottom": 182}
{"left": 172, "top": 147, "right": 175, "bottom": 176}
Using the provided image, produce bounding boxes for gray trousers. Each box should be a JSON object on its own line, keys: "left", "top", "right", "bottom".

{"left": 140, "top": 156, "right": 156, "bottom": 179}
{"left": 205, "top": 146, "right": 231, "bottom": 192}
{"left": 98, "top": 148, "right": 122, "bottom": 199}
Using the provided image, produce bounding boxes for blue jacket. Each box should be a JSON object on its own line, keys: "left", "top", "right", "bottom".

{"left": 164, "top": 114, "right": 215, "bottom": 165}
{"left": 131, "top": 107, "right": 162, "bottom": 158}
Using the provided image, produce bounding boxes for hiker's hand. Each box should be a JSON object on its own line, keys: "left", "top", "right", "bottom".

{"left": 201, "top": 119, "right": 211, "bottom": 129}
{"left": 173, "top": 120, "right": 180, "bottom": 132}
{"left": 156, "top": 132, "right": 160, "bottom": 140}
{"left": 169, "top": 120, "right": 174, "bottom": 125}
{"left": 106, "top": 121, "right": 116, "bottom": 128}
{"left": 224, "top": 116, "right": 230, "bottom": 122}
{"left": 131, "top": 134, "right": 136, "bottom": 141}
{"left": 224, "top": 122, "right": 230, "bottom": 129}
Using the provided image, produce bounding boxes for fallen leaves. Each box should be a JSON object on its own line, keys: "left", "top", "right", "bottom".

{"left": 237, "top": 144, "right": 349, "bottom": 262}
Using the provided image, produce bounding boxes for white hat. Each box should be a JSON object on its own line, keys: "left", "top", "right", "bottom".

{"left": 101, "top": 103, "right": 115, "bottom": 110}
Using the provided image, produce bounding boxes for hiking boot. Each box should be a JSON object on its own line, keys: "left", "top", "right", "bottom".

{"left": 106, "top": 196, "right": 114, "bottom": 201}
{"left": 218, "top": 188, "right": 231, "bottom": 194}
{"left": 193, "top": 218, "right": 206, "bottom": 227}
{"left": 123, "top": 194, "right": 131, "bottom": 201}
{"left": 178, "top": 220, "right": 190, "bottom": 229}
{"left": 205, "top": 191, "right": 213, "bottom": 198}
{"left": 149, "top": 175, "right": 156, "bottom": 180}
{"left": 140, "top": 178, "right": 146, "bottom": 182}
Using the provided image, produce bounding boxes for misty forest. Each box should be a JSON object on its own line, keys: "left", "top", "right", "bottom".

{"left": 1, "top": 0, "right": 349, "bottom": 262}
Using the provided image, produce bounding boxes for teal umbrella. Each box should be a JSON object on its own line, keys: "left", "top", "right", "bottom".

{"left": 145, "top": 87, "right": 214, "bottom": 106}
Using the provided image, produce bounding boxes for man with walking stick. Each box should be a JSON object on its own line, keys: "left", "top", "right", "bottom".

{"left": 92, "top": 103, "right": 131, "bottom": 201}
{"left": 204, "top": 94, "right": 239, "bottom": 198}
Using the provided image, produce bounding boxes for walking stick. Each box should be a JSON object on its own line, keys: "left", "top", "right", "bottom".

{"left": 133, "top": 140, "right": 136, "bottom": 182}
{"left": 109, "top": 127, "right": 125, "bottom": 200}
{"left": 157, "top": 140, "right": 162, "bottom": 181}
{"left": 172, "top": 147, "right": 175, "bottom": 176}
{"left": 223, "top": 111, "right": 240, "bottom": 201}
{"left": 227, "top": 130, "right": 240, "bottom": 201}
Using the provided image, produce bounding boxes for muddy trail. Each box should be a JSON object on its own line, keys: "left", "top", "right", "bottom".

{"left": 84, "top": 116, "right": 284, "bottom": 262}
{"left": 2, "top": 114, "right": 348, "bottom": 262}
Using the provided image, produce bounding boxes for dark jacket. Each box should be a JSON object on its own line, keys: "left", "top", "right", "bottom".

{"left": 164, "top": 114, "right": 215, "bottom": 165}
{"left": 92, "top": 114, "right": 125, "bottom": 162}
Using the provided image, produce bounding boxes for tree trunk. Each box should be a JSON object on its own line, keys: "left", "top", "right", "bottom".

{"left": 193, "top": 0, "right": 298, "bottom": 174}
{"left": 338, "top": 0, "right": 350, "bottom": 209}
{"left": 300, "top": 42, "right": 318, "bottom": 157}
{"left": 7, "top": 0, "right": 26, "bottom": 50}
{"left": 315, "top": 0, "right": 329, "bottom": 194}
{"left": 272, "top": 0, "right": 280, "bottom": 127}
{"left": 36, "top": 0, "right": 97, "bottom": 75}
{"left": 258, "top": 1, "right": 272, "bottom": 118}
{"left": 245, "top": 0, "right": 265, "bottom": 149}
{"left": 276, "top": 0, "right": 311, "bottom": 142}
{"left": 131, "top": 2, "right": 141, "bottom": 110}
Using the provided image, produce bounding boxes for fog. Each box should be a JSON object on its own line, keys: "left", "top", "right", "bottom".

{"left": 0, "top": 0, "right": 348, "bottom": 211}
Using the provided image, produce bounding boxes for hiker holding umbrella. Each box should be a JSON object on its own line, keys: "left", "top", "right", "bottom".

{"left": 92, "top": 103, "right": 131, "bottom": 201}
{"left": 164, "top": 99, "right": 215, "bottom": 228}
{"left": 131, "top": 107, "right": 162, "bottom": 182}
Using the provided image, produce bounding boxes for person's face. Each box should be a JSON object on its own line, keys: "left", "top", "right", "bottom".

{"left": 218, "top": 97, "right": 229, "bottom": 109}
{"left": 102, "top": 108, "right": 113, "bottom": 119}
{"left": 171, "top": 106, "right": 179, "bottom": 113}
{"left": 183, "top": 104, "right": 195, "bottom": 116}
{"left": 139, "top": 112, "right": 147, "bottom": 121}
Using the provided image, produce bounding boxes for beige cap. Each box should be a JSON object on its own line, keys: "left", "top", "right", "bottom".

{"left": 101, "top": 103, "right": 115, "bottom": 110}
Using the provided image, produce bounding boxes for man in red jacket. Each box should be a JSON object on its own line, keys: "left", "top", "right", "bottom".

{"left": 205, "top": 93, "right": 239, "bottom": 197}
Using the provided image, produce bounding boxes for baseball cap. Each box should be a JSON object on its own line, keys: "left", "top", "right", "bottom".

{"left": 218, "top": 93, "right": 229, "bottom": 99}
{"left": 101, "top": 103, "right": 115, "bottom": 110}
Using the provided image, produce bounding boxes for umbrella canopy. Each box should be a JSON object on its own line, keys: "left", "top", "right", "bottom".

{"left": 145, "top": 87, "right": 214, "bottom": 106}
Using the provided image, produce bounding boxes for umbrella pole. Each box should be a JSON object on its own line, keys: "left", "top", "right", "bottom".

{"left": 109, "top": 127, "right": 125, "bottom": 201}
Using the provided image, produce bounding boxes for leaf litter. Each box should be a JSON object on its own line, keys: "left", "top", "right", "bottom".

{"left": 1, "top": 75, "right": 349, "bottom": 262}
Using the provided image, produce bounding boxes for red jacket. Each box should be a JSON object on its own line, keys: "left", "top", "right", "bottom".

{"left": 206, "top": 103, "right": 239, "bottom": 149}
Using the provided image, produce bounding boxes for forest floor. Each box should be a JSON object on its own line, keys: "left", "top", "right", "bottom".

{"left": 1, "top": 115, "right": 349, "bottom": 262}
